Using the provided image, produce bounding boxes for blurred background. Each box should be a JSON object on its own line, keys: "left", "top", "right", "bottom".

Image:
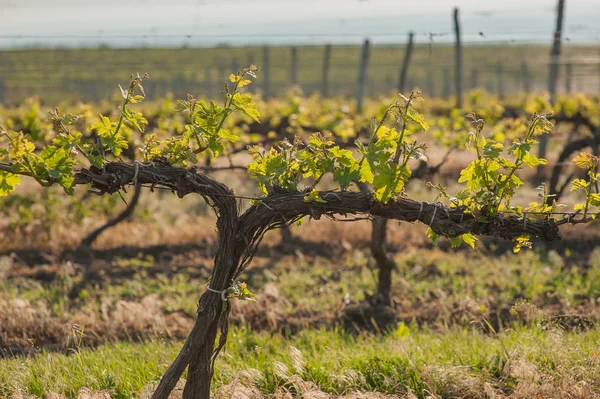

{"left": 0, "top": 0, "right": 599, "bottom": 104}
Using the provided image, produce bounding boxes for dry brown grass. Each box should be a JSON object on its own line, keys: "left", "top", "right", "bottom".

{"left": 0, "top": 295, "right": 193, "bottom": 355}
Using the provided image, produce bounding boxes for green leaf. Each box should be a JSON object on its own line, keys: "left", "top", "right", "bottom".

{"left": 329, "top": 146, "right": 360, "bottom": 190}
{"left": 513, "top": 235, "right": 532, "bottom": 253}
{"left": 40, "top": 146, "right": 76, "bottom": 192}
{"left": 229, "top": 74, "right": 252, "bottom": 88}
{"left": 407, "top": 108, "right": 429, "bottom": 131}
{"left": 0, "top": 172, "right": 21, "bottom": 197}
{"left": 8, "top": 133, "right": 36, "bottom": 159}
{"left": 426, "top": 228, "right": 440, "bottom": 246}
{"left": 309, "top": 133, "right": 334, "bottom": 148}
{"left": 232, "top": 93, "right": 260, "bottom": 122}
{"left": 123, "top": 109, "right": 148, "bottom": 133}
{"left": 92, "top": 114, "right": 129, "bottom": 157}
{"left": 570, "top": 178, "right": 588, "bottom": 192}
{"left": 303, "top": 189, "right": 327, "bottom": 203}
{"left": 522, "top": 153, "right": 547, "bottom": 167}
{"left": 218, "top": 129, "right": 241, "bottom": 143}
{"left": 373, "top": 163, "right": 410, "bottom": 203}
{"left": 450, "top": 236, "right": 462, "bottom": 248}
{"left": 482, "top": 141, "right": 503, "bottom": 158}
{"left": 461, "top": 233, "right": 477, "bottom": 248}
{"left": 359, "top": 161, "right": 374, "bottom": 184}
{"left": 573, "top": 152, "right": 597, "bottom": 169}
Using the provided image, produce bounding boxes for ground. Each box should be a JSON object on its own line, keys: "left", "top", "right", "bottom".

{"left": 1, "top": 212, "right": 600, "bottom": 398}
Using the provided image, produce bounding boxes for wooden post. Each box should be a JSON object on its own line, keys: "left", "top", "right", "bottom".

{"left": 443, "top": 67, "right": 451, "bottom": 99}
{"left": 496, "top": 62, "right": 504, "bottom": 99}
{"left": 231, "top": 58, "right": 239, "bottom": 74}
{"left": 290, "top": 47, "right": 298, "bottom": 86}
{"left": 453, "top": 7, "right": 463, "bottom": 108}
{"left": 398, "top": 31, "right": 415, "bottom": 93}
{"left": 548, "top": 0, "right": 565, "bottom": 103}
{"left": 470, "top": 68, "right": 479, "bottom": 89}
{"left": 521, "top": 61, "right": 531, "bottom": 92}
{"left": 356, "top": 39, "right": 371, "bottom": 114}
{"left": 539, "top": 0, "right": 565, "bottom": 169}
{"left": 321, "top": 44, "right": 332, "bottom": 97}
{"left": 565, "top": 62, "right": 572, "bottom": 93}
{"left": 263, "top": 46, "right": 270, "bottom": 98}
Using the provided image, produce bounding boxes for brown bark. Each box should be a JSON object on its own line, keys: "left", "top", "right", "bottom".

{"left": 182, "top": 317, "right": 220, "bottom": 398}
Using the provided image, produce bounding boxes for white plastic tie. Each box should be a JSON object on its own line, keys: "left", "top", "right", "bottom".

{"left": 207, "top": 286, "right": 228, "bottom": 302}
{"left": 523, "top": 212, "right": 527, "bottom": 229}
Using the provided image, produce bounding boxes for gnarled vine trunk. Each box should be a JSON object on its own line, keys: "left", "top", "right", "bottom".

{"left": 71, "top": 162, "right": 568, "bottom": 399}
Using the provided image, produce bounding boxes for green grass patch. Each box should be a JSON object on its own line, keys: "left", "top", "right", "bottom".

{"left": 1, "top": 326, "right": 599, "bottom": 398}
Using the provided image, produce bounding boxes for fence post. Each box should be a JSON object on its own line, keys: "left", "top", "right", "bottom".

{"left": 453, "top": 7, "right": 463, "bottom": 108}
{"left": 263, "top": 46, "right": 270, "bottom": 98}
{"left": 398, "top": 31, "right": 414, "bottom": 93}
{"left": 539, "top": 0, "right": 565, "bottom": 171}
{"left": 231, "top": 57, "right": 239, "bottom": 74}
{"left": 356, "top": 39, "right": 371, "bottom": 114}
{"left": 321, "top": 44, "right": 332, "bottom": 97}
{"left": 521, "top": 61, "right": 531, "bottom": 92}
{"left": 290, "top": 46, "right": 298, "bottom": 86}
{"left": 496, "top": 62, "right": 504, "bottom": 99}
{"left": 565, "top": 62, "right": 572, "bottom": 93}
{"left": 548, "top": 0, "right": 565, "bottom": 103}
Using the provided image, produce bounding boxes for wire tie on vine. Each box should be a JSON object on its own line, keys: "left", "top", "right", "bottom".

{"left": 260, "top": 201, "right": 273, "bottom": 210}
{"left": 459, "top": 212, "right": 465, "bottom": 223}
{"left": 430, "top": 204, "right": 438, "bottom": 226}
{"left": 207, "top": 286, "right": 229, "bottom": 302}
{"left": 417, "top": 202, "right": 425, "bottom": 221}
{"left": 323, "top": 192, "right": 341, "bottom": 200}
{"left": 566, "top": 211, "right": 578, "bottom": 224}
{"left": 523, "top": 212, "right": 527, "bottom": 229}
{"left": 132, "top": 161, "right": 141, "bottom": 186}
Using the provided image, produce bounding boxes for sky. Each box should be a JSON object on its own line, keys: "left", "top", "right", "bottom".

{"left": 1, "top": 0, "right": 600, "bottom": 48}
